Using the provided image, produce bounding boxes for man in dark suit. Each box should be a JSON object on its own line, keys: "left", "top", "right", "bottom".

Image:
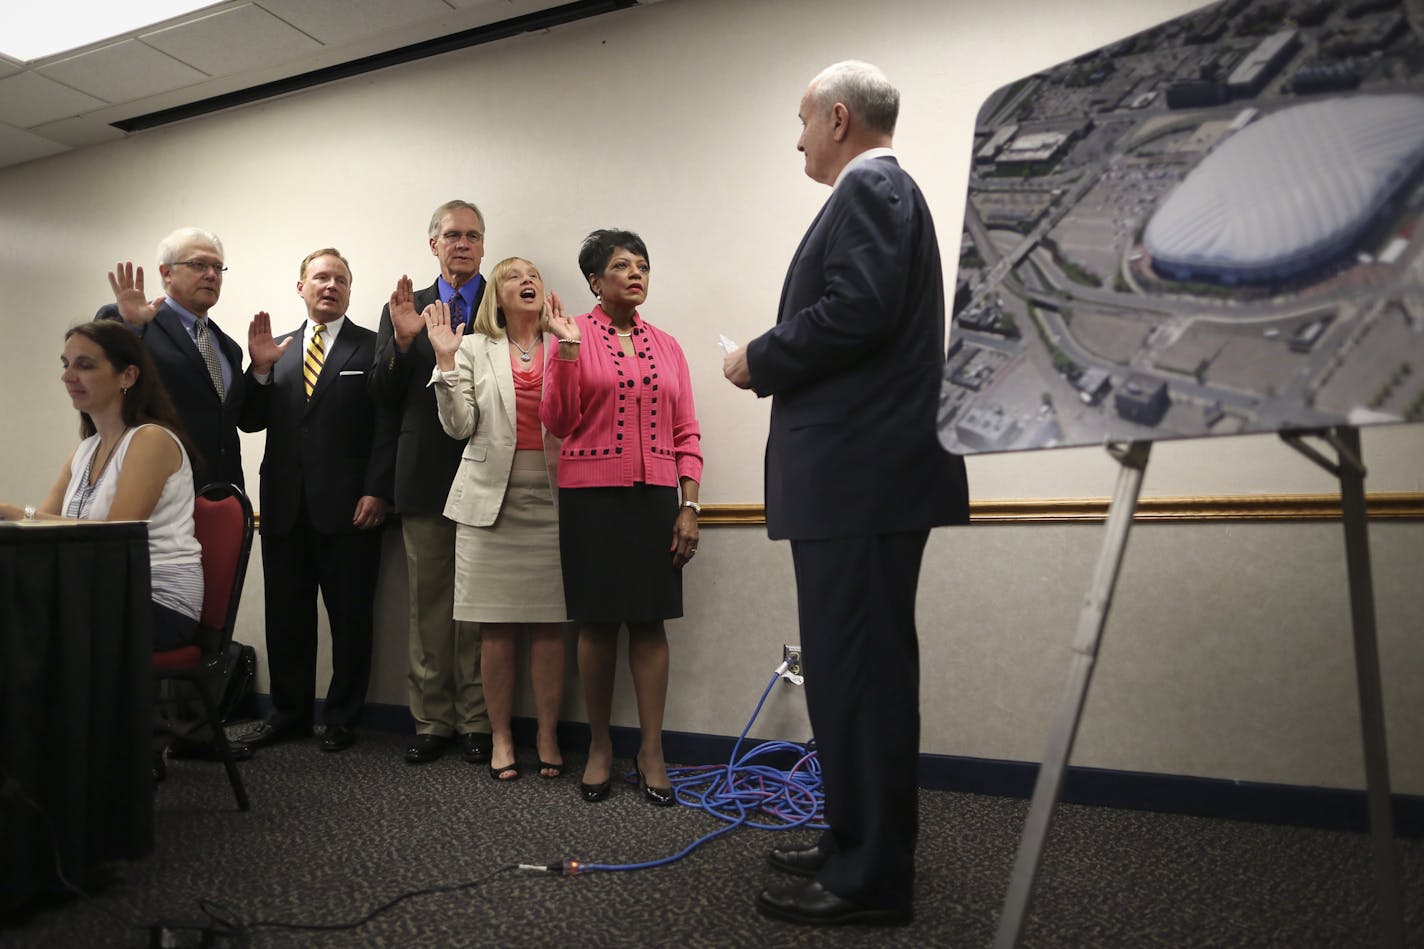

{"left": 725, "top": 61, "right": 970, "bottom": 926}
{"left": 370, "top": 200, "right": 492, "bottom": 765}
{"left": 99, "top": 227, "right": 246, "bottom": 490}
{"left": 101, "top": 227, "right": 254, "bottom": 766}
{"left": 238, "top": 249, "right": 394, "bottom": 753}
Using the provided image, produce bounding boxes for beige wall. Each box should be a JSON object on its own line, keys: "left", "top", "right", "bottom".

{"left": 1, "top": 0, "right": 1419, "bottom": 793}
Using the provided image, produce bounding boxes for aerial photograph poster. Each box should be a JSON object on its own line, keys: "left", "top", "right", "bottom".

{"left": 940, "top": 0, "right": 1424, "bottom": 455}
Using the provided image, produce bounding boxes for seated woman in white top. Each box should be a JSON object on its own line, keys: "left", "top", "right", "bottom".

{"left": 0, "top": 320, "right": 204, "bottom": 649}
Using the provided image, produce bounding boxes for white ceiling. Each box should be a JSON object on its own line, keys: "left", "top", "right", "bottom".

{"left": 0, "top": 0, "right": 642, "bottom": 171}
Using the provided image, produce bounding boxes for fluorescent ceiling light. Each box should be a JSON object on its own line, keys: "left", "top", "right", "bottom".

{"left": 0, "top": 1, "right": 221, "bottom": 63}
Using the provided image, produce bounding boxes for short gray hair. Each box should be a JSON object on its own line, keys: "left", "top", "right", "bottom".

{"left": 156, "top": 226, "right": 224, "bottom": 266}
{"left": 808, "top": 60, "right": 899, "bottom": 137}
{"left": 428, "top": 199, "right": 484, "bottom": 239}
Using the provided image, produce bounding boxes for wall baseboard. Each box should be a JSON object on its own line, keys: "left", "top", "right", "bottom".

{"left": 268, "top": 697, "right": 1421, "bottom": 837}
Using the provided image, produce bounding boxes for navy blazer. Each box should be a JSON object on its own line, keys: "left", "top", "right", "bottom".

{"left": 96, "top": 302, "right": 246, "bottom": 490}
{"left": 238, "top": 319, "right": 395, "bottom": 536}
{"left": 747, "top": 156, "right": 969, "bottom": 540}
{"left": 370, "top": 279, "right": 485, "bottom": 515}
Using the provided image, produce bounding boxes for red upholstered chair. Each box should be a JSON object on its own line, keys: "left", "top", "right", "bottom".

{"left": 151, "top": 482, "right": 254, "bottom": 810}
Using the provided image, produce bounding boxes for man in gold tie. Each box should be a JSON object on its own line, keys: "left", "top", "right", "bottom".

{"left": 238, "top": 248, "right": 396, "bottom": 753}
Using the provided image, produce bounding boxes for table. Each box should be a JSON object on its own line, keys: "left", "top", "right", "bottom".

{"left": 0, "top": 521, "right": 153, "bottom": 912}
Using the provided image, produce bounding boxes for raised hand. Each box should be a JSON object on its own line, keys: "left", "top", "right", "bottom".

{"left": 389, "top": 275, "right": 423, "bottom": 348}
{"left": 247, "top": 310, "right": 293, "bottom": 373}
{"left": 545, "top": 290, "right": 580, "bottom": 342}
{"left": 107, "top": 261, "right": 165, "bottom": 327}
{"left": 423, "top": 300, "right": 463, "bottom": 371}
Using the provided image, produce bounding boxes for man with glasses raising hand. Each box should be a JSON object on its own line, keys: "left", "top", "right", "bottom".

{"left": 99, "top": 226, "right": 247, "bottom": 491}
{"left": 98, "top": 226, "right": 253, "bottom": 766}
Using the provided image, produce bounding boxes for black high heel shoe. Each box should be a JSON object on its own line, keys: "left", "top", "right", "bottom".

{"left": 580, "top": 759, "right": 612, "bottom": 802}
{"left": 633, "top": 751, "right": 675, "bottom": 807}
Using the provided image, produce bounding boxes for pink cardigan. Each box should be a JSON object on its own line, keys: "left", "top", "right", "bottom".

{"left": 541, "top": 305, "right": 703, "bottom": 489}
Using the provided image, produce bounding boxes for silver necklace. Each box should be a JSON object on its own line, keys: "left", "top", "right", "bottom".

{"left": 511, "top": 333, "right": 540, "bottom": 362}
{"left": 616, "top": 330, "right": 634, "bottom": 338}
{"left": 78, "top": 431, "right": 124, "bottom": 518}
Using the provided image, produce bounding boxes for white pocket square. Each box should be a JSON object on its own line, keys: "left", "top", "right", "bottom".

{"left": 339, "top": 370, "right": 364, "bottom": 376}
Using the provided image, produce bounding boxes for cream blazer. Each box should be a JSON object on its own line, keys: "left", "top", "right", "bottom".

{"left": 430, "top": 333, "right": 560, "bottom": 527}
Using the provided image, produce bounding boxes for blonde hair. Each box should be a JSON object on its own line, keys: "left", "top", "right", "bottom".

{"left": 298, "top": 247, "right": 351, "bottom": 281}
{"left": 471, "top": 257, "right": 547, "bottom": 339}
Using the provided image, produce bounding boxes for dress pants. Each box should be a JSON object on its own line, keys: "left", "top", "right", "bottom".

{"left": 402, "top": 513, "right": 487, "bottom": 736}
{"left": 791, "top": 529, "right": 929, "bottom": 912}
{"left": 260, "top": 505, "right": 380, "bottom": 729}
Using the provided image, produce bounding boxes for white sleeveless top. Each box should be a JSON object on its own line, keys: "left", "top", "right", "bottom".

{"left": 62, "top": 424, "right": 204, "bottom": 619}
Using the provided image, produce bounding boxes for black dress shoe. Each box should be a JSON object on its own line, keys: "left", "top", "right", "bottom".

{"left": 241, "top": 720, "right": 312, "bottom": 748}
{"left": 461, "top": 732, "right": 492, "bottom": 764}
{"left": 580, "top": 778, "right": 611, "bottom": 802}
{"left": 756, "top": 879, "right": 911, "bottom": 927}
{"left": 320, "top": 726, "right": 356, "bottom": 753}
{"left": 405, "top": 733, "right": 451, "bottom": 764}
{"left": 168, "top": 736, "right": 254, "bottom": 763}
{"left": 768, "top": 845, "right": 827, "bottom": 878}
{"left": 633, "top": 754, "right": 675, "bottom": 807}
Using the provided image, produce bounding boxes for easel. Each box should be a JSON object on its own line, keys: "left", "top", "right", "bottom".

{"left": 993, "top": 427, "right": 1404, "bottom": 948}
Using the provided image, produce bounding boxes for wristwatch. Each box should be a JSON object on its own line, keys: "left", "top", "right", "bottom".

{"left": 23, "top": 505, "right": 36, "bottom": 520}
{"left": 681, "top": 500, "right": 701, "bottom": 514}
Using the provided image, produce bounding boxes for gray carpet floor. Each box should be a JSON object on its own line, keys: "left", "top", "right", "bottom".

{"left": 3, "top": 728, "right": 1421, "bottom": 947}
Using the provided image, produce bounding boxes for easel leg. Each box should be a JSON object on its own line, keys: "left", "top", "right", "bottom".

{"left": 1333, "top": 428, "right": 1404, "bottom": 948}
{"left": 993, "top": 440, "right": 1150, "bottom": 949}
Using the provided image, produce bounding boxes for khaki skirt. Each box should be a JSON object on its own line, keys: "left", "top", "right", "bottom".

{"left": 453, "top": 450, "right": 567, "bottom": 623}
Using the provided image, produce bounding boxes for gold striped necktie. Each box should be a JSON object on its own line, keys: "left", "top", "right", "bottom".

{"left": 303, "top": 323, "right": 326, "bottom": 398}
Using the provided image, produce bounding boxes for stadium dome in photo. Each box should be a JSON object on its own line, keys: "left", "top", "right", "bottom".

{"left": 1143, "top": 94, "right": 1424, "bottom": 284}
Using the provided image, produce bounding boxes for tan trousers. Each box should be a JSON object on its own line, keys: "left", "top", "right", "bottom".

{"left": 402, "top": 514, "right": 487, "bottom": 736}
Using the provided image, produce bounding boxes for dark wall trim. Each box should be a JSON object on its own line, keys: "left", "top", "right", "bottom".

{"left": 113, "top": 0, "right": 637, "bottom": 132}
{"left": 287, "top": 698, "right": 1422, "bottom": 836}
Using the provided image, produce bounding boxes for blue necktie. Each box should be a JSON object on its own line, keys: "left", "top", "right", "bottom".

{"left": 449, "top": 292, "right": 467, "bottom": 334}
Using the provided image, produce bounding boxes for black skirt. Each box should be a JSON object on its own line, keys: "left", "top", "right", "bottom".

{"left": 558, "top": 483, "right": 683, "bottom": 623}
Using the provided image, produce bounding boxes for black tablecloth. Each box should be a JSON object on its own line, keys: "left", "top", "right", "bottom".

{"left": 0, "top": 521, "right": 153, "bottom": 911}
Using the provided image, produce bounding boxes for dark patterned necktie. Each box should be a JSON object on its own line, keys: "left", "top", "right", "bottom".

{"left": 194, "top": 317, "right": 225, "bottom": 399}
{"left": 449, "top": 292, "right": 467, "bottom": 334}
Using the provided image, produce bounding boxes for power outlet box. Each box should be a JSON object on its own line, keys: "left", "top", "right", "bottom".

{"left": 782, "top": 644, "right": 802, "bottom": 678}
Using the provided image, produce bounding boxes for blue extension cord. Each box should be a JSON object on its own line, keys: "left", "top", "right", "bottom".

{"left": 541, "top": 664, "right": 826, "bottom": 875}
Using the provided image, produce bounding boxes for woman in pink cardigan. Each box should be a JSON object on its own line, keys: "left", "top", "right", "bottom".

{"left": 542, "top": 229, "right": 703, "bottom": 806}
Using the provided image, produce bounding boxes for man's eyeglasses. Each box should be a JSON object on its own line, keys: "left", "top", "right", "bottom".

{"left": 172, "top": 260, "right": 228, "bottom": 275}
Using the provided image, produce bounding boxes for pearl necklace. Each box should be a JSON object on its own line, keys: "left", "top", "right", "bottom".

{"left": 510, "top": 333, "right": 540, "bottom": 362}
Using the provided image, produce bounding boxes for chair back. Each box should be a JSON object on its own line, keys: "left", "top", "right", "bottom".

{"left": 192, "top": 483, "right": 254, "bottom": 651}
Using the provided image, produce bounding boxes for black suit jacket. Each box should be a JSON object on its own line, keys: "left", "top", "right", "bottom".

{"left": 369, "top": 278, "right": 485, "bottom": 515}
{"left": 746, "top": 156, "right": 969, "bottom": 540}
{"left": 238, "top": 319, "right": 395, "bottom": 535}
{"left": 96, "top": 302, "right": 246, "bottom": 490}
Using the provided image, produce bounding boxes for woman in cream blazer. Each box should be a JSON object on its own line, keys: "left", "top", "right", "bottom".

{"left": 427, "top": 256, "right": 566, "bottom": 782}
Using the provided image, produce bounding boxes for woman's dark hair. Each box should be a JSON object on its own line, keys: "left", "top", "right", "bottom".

{"left": 578, "top": 229, "right": 650, "bottom": 295}
{"left": 65, "top": 321, "right": 198, "bottom": 461}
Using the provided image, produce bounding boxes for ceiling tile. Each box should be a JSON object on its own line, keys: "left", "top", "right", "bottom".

{"left": 258, "top": 0, "right": 456, "bottom": 47}
{"left": 142, "top": 3, "right": 322, "bottom": 75}
{"left": 0, "top": 71, "right": 107, "bottom": 128}
{"left": 39, "top": 39, "right": 209, "bottom": 103}
{"left": 28, "top": 115, "right": 127, "bottom": 148}
{"left": 0, "top": 122, "right": 71, "bottom": 166}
